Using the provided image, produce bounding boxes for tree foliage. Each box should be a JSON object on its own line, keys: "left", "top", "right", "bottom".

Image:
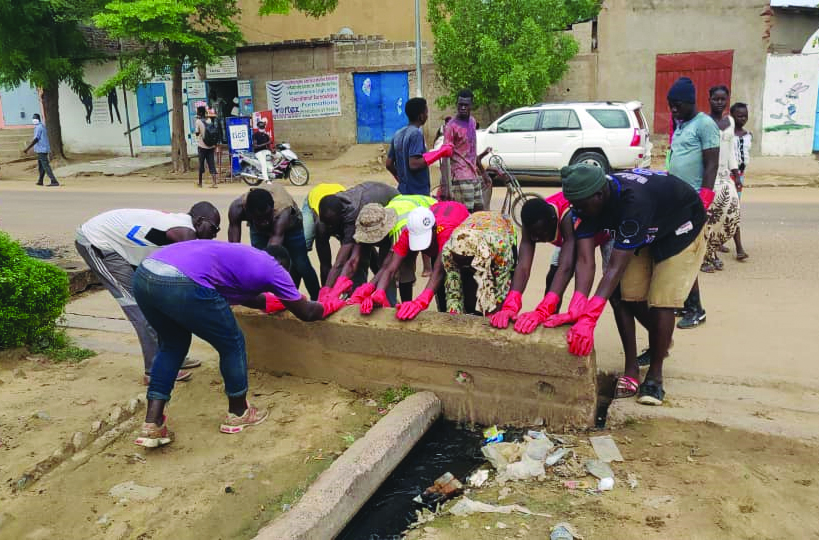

{"left": 0, "top": 0, "right": 100, "bottom": 158}
{"left": 93, "top": 0, "right": 243, "bottom": 95}
{"left": 259, "top": 0, "right": 339, "bottom": 17}
{"left": 429, "top": 0, "right": 601, "bottom": 113}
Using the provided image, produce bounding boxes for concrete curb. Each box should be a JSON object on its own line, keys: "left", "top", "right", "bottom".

{"left": 254, "top": 391, "right": 442, "bottom": 540}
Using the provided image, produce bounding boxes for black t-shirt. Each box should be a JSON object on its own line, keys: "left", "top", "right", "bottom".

{"left": 252, "top": 131, "right": 270, "bottom": 150}
{"left": 574, "top": 169, "right": 706, "bottom": 262}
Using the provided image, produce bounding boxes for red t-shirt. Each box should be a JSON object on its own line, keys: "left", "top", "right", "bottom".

{"left": 393, "top": 201, "right": 470, "bottom": 257}
{"left": 546, "top": 192, "right": 609, "bottom": 247}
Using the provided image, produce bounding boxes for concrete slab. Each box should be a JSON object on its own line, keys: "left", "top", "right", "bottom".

{"left": 236, "top": 307, "right": 597, "bottom": 429}
{"left": 52, "top": 156, "right": 170, "bottom": 177}
{"left": 254, "top": 391, "right": 442, "bottom": 540}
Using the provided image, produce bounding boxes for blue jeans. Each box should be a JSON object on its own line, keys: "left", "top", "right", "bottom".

{"left": 250, "top": 223, "right": 321, "bottom": 300}
{"left": 133, "top": 264, "right": 248, "bottom": 401}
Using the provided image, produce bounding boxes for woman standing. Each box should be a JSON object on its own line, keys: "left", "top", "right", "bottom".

{"left": 441, "top": 212, "right": 516, "bottom": 315}
{"left": 702, "top": 86, "right": 740, "bottom": 273}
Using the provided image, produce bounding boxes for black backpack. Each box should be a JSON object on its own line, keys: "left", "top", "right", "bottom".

{"left": 203, "top": 121, "right": 219, "bottom": 146}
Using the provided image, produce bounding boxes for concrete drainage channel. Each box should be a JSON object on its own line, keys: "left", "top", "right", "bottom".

{"left": 238, "top": 308, "right": 604, "bottom": 539}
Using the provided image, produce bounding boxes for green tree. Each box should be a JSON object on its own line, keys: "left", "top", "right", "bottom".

{"left": 429, "top": 0, "right": 601, "bottom": 116}
{"left": 0, "top": 0, "right": 98, "bottom": 159}
{"left": 93, "top": 0, "right": 244, "bottom": 172}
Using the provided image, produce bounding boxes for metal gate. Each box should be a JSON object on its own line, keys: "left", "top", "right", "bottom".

{"left": 135, "top": 83, "right": 171, "bottom": 146}
{"left": 353, "top": 72, "right": 409, "bottom": 144}
{"left": 654, "top": 50, "right": 734, "bottom": 134}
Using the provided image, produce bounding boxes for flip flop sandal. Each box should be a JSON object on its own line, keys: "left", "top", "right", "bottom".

{"left": 614, "top": 376, "right": 639, "bottom": 399}
{"left": 736, "top": 252, "right": 749, "bottom": 261}
{"left": 181, "top": 357, "right": 202, "bottom": 369}
{"left": 719, "top": 245, "right": 730, "bottom": 253}
{"left": 713, "top": 257, "right": 724, "bottom": 271}
{"left": 700, "top": 261, "right": 715, "bottom": 273}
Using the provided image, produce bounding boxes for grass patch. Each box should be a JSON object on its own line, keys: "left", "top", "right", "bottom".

{"left": 31, "top": 328, "right": 96, "bottom": 363}
{"left": 378, "top": 384, "right": 415, "bottom": 408}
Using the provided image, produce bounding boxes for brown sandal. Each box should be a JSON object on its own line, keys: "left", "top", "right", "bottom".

{"left": 614, "top": 376, "right": 639, "bottom": 399}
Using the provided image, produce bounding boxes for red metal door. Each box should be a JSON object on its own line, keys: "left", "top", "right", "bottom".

{"left": 654, "top": 50, "right": 734, "bottom": 135}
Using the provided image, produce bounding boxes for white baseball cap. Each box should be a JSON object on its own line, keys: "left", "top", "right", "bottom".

{"left": 407, "top": 207, "right": 436, "bottom": 251}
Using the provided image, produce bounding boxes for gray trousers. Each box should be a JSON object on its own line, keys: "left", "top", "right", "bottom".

{"left": 37, "top": 153, "right": 57, "bottom": 184}
{"left": 75, "top": 229, "right": 157, "bottom": 374}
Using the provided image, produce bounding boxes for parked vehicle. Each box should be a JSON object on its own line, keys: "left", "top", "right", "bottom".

{"left": 476, "top": 101, "right": 651, "bottom": 175}
{"left": 238, "top": 143, "right": 310, "bottom": 186}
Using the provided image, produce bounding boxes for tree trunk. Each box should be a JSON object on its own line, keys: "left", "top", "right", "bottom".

{"left": 41, "top": 78, "right": 65, "bottom": 160}
{"left": 170, "top": 61, "right": 189, "bottom": 173}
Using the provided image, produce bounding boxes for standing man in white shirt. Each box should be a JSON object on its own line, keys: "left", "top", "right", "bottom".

{"left": 74, "top": 203, "right": 221, "bottom": 383}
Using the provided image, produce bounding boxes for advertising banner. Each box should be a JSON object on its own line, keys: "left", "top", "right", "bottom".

{"left": 266, "top": 75, "right": 341, "bottom": 120}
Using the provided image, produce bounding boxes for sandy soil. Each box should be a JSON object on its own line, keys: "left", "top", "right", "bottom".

{"left": 405, "top": 419, "right": 819, "bottom": 540}
{"left": 0, "top": 311, "right": 381, "bottom": 540}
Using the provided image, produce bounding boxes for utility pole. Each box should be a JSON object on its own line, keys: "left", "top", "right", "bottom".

{"left": 415, "top": 0, "right": 423, "bottom": 97}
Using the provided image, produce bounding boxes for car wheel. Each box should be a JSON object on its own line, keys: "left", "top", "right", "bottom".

{"left": 571, "top": 151, "right": 610, "bottom": 173}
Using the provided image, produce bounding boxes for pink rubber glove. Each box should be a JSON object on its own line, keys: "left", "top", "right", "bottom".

{"left": 396, "top": 289, "right": 435, "bottom": 321}
{"left": 514, "top": 292, "right": 560, "bottom": 334}
{"left": 318, "top": 286, "right": 332, "bottom": 303}
{"left": 543, "top": 292, "right": 587, "bottom": 328}
{"left": 423, "top": 143, "right": 454, "bottom": 166}
{"left": 263, "top": 292, "right": 286, "bottom": 314}
{"left": 321, "top": 298, "right": 346, "bottom": 319}
{"left": 489, "top": 290, "right": 523, "bottom": 329}
{"left": 330, "top": 275, "right": 354, "bottom": 298}
{"left": 347, "top": 283, "right": 376, "bottom": 305}
{"left": 566, "top": 296, "right": 608, "bottom": 356}
{"left": 699, "top": 187, "right": 715, "bottom": 210}
{"left": 360, "top": 289, "right": 391, "bottom": 315}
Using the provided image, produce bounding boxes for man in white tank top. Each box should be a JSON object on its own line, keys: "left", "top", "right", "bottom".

{"left": 75, "top": 202, "right": 221, "bottom": 384}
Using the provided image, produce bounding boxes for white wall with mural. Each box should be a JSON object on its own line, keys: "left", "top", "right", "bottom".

{"left": 58, "top": 61, "right": 202, "bottom": 155}
{"left": 761, "top": 54, "right": 819, "bottom": 156}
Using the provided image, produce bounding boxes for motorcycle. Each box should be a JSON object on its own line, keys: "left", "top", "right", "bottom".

{"left": 237, "top": 143, "right": 310, "bottom": 187}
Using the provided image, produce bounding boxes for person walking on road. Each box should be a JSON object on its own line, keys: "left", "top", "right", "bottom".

{"left": 75, "top": 203, "right": 221, "bottom": 384}
{"left": 23, "top": 113, "right": 59, "bottom": 187}
{"left": 666, "top": 77, "right": 719, "bottom": 330}
{"left": 701, "top": 85, "right": 740, "bottom": 274}
{"left": 195, "top": 106, "right": 218, "bottom": 189}
{"left": 132, "top": 240, "right": 345, "bottom": 448}
{"left": 730, "top": 102, "right": 751, "bottom": 261}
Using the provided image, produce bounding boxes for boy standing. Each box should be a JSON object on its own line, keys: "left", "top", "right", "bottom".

{"left": 731, "top": 102, "right": 751, "bottom": 261}
{"left": 443, "top": 89, "right": 488, "bottom": 212}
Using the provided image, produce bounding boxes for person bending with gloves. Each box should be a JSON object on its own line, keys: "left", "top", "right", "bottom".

{"left": 559, "top": 164, "right": 707, "bottom": 407}
{"left": 489, "top": 193, "right": 610, "bottom": 334}
{"left": 132, "top": 240, "right": 345, "bottom": 448}
{"left": 350, "top": 201, "right": 470, "bottom": 319}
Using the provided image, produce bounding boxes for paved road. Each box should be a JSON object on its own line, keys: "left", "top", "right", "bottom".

{"left": 2, "top": 180, "right": 818, "bottom": 439}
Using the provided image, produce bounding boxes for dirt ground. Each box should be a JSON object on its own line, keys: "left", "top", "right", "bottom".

{"left": 2, "top": 147, "right": 819, "bottom": 538}
{"left": 0, "top": 313, "right": 382, "bottom": 540}
{"left": 405, "top": 419, "right": 819, "bottom": 540}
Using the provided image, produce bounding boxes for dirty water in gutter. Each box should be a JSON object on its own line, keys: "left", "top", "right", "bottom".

{"left": 337, "top": 382, "right": 612, "bottom": 540}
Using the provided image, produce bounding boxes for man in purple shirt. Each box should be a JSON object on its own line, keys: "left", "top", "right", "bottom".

{"left": 131, "top": 240, "right": 345, "bottom": 448}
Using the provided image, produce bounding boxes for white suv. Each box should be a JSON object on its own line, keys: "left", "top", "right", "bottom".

{"left": 476, "top": 101, "right": 651, "bottom": 175}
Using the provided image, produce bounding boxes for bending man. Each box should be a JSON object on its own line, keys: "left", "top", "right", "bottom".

{"left": 133, "top": 241, "right": 345, "bottom": 448}
{"left": 75, "top": 203, "right": 220, "bottom": 384}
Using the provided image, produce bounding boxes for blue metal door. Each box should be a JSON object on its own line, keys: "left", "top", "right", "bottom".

{"left": 0, "top": 82, "right": 40, "bottom": 126}
{"left": 136, "top": 83, "right": 171, "bottom": 146}
{"left": 353, "top": 72, "right": 409, "bottom": 143}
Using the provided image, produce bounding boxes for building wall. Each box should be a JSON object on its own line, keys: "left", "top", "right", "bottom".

{"left": 769, "top": 10, "right": 819, "bottom": 54}
{"left": 237, "top": 41, "right": 446, "bottom": 157}
{"left": 596, "top": 0, "right": 769, "bottom": 145}
{"left": 761, "top": 54, "right": 819, "bottom": 155}
{"left": 58, "top": 61, "right": 201, "bottom": 155}
{"left": 237, "top": 0, "right": 433, "bottom": 44}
